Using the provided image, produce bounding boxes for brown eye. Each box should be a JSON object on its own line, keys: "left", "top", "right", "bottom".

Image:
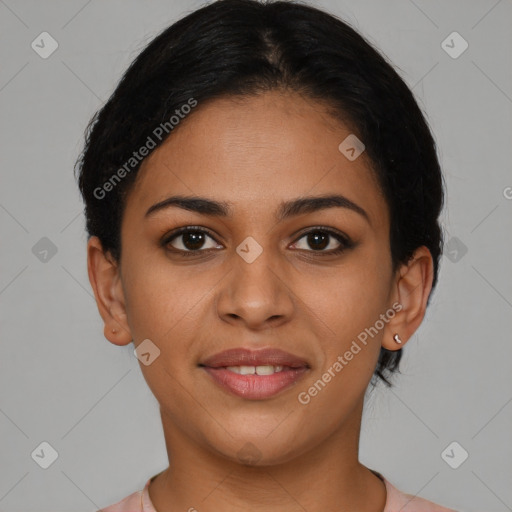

{"left": 163, "top": 227, "right": 223, "bottom": 255}
{"left": 292, "top": 228, "right": 352, "bottom": 255}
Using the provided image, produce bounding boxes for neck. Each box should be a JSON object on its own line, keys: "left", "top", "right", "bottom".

{"left": 149, "top": 400, "right": 387, "bottom": 512}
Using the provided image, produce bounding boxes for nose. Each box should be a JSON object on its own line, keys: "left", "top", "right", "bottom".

{"left": 216, "top": 245, "right": 295, "bottom": 331}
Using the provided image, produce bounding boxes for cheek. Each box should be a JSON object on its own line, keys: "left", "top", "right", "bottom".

{"left": 318, "top": 263, "right": 391, "bottom": 339}
{"left": 294, "top": 277, "right": 386, "bottom": 427}
{"left": 120, "top": 252, "right": 189, "bottom": 342}
{"left": 305, "top": 247, "right": 392, "bottom": 379}
{"left": 121, "top": 259, "right": 207, "bottom": 399}
{"left": 121, "top": 249, "right": 223, "bottom": 355}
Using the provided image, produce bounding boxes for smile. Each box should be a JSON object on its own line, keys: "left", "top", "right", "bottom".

{"left": 201, "top": 365, "right": 309, "bottom": 400}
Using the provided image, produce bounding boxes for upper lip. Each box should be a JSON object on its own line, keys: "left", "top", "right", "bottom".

{"left": 200, "top": 348, "right": 309, "bottom": 368}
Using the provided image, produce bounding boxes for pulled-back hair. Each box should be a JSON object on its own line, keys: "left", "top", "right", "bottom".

{"left": 75, "top": 0, "right": 444, "bottom": 386}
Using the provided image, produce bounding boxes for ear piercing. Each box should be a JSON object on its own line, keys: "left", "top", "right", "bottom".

{"left": 393, "top": 333, "right": 402, "bottom": 344}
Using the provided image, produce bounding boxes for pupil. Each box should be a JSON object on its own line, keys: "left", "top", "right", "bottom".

{"left": 308, "top": 232, "right": 328, "bottom": 250}
{"left": 181, "top": 232, "right": 330, "bottom": 251}
{"left": 183, "top": 232, "right": 205, "bottom": 250}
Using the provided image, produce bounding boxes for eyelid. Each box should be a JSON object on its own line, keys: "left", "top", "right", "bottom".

{"left": 161, "top": 225, "right": 353, "bottom": 254}
{"left": 291, "top": 225, "right": 351, "bottom": 243}
{"left": 161, "top": 225, "right": 222, "bottom": 247}
{"left": 289, "top": 225, "right": 353, "bottom": 254}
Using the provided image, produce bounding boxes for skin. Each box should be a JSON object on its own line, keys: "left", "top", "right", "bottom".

{"left": 87, "top": 90, "right": 433, "bottom": 512}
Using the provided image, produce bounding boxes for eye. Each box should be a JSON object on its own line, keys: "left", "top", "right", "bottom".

{"left": 291, "top": 227, "right": 352, "bottom": 255}
{"left": 162, "top": 226, "right": 223, "bottom": 256}
{"left": 161, "top": 225, "right": 353, "bottom": 257}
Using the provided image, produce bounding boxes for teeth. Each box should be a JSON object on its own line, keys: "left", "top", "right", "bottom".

{"left": 255, "top": 365, "right": 282, "bottom": 375}
{"left": 225, "top": 365, "right": 284, "bottom": 375}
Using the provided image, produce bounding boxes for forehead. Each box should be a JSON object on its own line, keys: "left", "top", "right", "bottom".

{"left": 125, "top": 91, "right": 387, "bottom": 228}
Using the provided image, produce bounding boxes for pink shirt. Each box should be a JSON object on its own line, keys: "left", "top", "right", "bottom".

{"left": 98, "top": 472, "right": 458, "bottom": 511}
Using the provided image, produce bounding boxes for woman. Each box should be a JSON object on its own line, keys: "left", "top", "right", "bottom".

{"left": 76, "top": 0, "right": 457, "bottom": 510}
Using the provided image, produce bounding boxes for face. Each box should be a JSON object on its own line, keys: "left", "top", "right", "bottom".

{"left": 101, "top": 91, "right": 403, "bottom": 465}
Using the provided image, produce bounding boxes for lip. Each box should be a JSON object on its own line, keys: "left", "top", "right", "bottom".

{"left": 199, "top": 347, "right": 310, "bottom": 400}
{"left": 202, "top": 366, "right": 309, "bottom": 400}
{"left": 200, "top": 347, "right": 310, "bottom": 368}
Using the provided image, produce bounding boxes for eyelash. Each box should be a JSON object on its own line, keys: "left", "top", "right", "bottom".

{"left": 161, "top": 225, "right": 354, "bottom": 258}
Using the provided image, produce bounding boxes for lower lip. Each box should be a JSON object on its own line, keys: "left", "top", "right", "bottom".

{"left": 202, "top": 366, "right": 309, "bottom": 400}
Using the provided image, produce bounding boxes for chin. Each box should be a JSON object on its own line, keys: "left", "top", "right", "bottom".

{"left": 206, "top": 429, "right": 309, "bottom": 467}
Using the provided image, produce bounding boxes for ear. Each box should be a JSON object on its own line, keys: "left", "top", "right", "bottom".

{"left": 382, "top": 246, "right": 434, "bottom": 351}
{"left": 87, "top": 236, "right": 132, "bottom": 346}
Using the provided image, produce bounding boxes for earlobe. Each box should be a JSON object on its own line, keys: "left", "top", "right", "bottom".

{"left": 87, "top": 236, "right": 133, "bottom": 346}
{"left": 382, "top": 246, "right": 434, "bottom": 351}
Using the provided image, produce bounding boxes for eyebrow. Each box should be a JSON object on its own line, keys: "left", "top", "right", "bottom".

{"left": 145, "top": 194, "right": 370, "bottom": 224}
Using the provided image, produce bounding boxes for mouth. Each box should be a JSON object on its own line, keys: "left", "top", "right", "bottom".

{"left": 199, "top": 347, "right": 310, "bottom": 400}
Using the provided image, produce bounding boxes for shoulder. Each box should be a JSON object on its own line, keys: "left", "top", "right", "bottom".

{"left": 383, "top": 477, "right": 458, "bottom": 512}
{"left": 97, "top": 473, "right": 160, "bottom": 512}
{"left": 98, "top": 473, "right": 460, "bottom": 512}
{"left": 96, "top": 488, "right": 144, "bottom": 512}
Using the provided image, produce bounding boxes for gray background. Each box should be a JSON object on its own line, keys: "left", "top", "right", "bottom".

{"left": 1, "top": 0, "right": 511, "bottom": 511}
